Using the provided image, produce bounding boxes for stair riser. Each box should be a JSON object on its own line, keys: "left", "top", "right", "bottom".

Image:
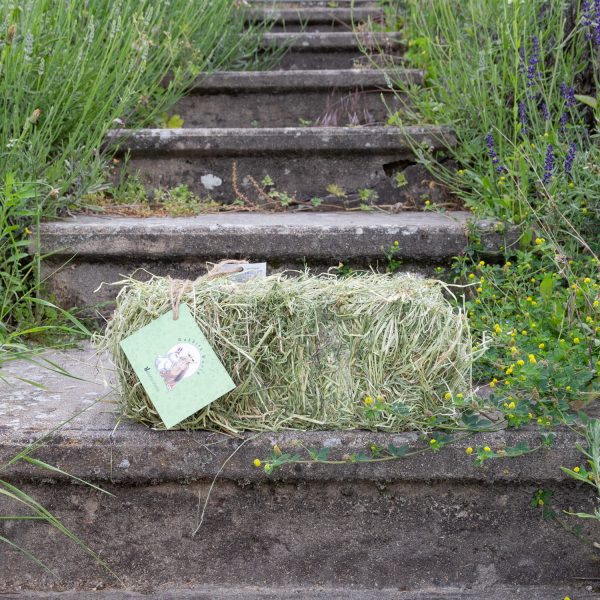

{"left": 0, "top": 480, "right": 594, "bottom": 592}
{"left": 265, "top": 22, "right": 377, "bottom": 32}
{"left": 251, "top": 0, "right": 379, "bottom": 6}
{"left": 108, "top": 126, "right": 454, "bottom": 204}
{"left": 119, "top": 152, "right": 449, "bottom": 205}
{"left": 249, "top": 8, "right": 384, "bottom": 32}
{"left": 263, "top": 32, "right": 403, "bottom": 70}
{"left": 176, "top": 89, "right": 403, "bottom": 128}
{"left": 274, "top": 48, "right": 396, "bottom": 70}
{"left": 33, "top": 210, "right": 513, "bottom": 310}
{"left": 39, "top": 260, "right": 432, "bottom": 310}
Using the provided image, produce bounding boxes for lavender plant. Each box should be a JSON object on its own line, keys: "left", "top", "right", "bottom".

{"left": 0, "top": 0, "right": 270, "bottom": 335}
{"left": 0, "top": 0, "right": 263, "bottom": 208}
{"left": 389, "top": 0, "right": 599, "bottom": 236}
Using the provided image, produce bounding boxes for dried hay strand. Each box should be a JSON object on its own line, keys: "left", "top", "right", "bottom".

{"left": 99, "top": 272, "right": 475, "bottom": 433}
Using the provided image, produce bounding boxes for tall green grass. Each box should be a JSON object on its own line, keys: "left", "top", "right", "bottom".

{"left": 0, "top": 0, "right": 262, "bottom": 205}
{"left": 391, "top": 0, "right": 598, "bottom": 239}
{"left": 0, "top": 0, "right": 267, "bottom": 340}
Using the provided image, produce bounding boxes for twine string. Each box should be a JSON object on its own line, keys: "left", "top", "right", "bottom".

{"left": 168, "top": 260, "right": 248, "bottom": 320}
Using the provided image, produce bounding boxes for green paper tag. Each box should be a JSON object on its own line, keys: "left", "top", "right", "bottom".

{"left": 119, "top": 304, "right": 235, "bottom": 428}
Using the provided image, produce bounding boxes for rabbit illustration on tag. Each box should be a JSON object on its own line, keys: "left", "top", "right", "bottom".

{"left": 154, "top": 343, "right": 201, "bottom": 391}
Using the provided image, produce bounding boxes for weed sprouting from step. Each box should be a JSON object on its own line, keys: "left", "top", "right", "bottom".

{"left": 314, "top": 90, "right": 378, "bottom": 127}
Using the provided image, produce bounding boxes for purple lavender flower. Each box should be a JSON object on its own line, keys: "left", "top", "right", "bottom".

{"left": 583, "top": 0, "right": 594, "bottom": 39}
{"left": 564, "top": 142, "right": 576, "bottom": 175}
{"left": 560, "top": 83, "right": 576, "bottom": 107}
{"left": 559, "top": 111, "right": 568, "bottom": 134}
{"left": 527, "top": 36, "right": 540, "bottom": 87}
{"left": 542, "top": 144, "right": 555, "bottom": 184}
{"left": 595, "top": 0, "right": 600, "bottom": 45}
{"left": 518, "top": 101, "right": 528, "bottom": 133}
{"left": 540, "top": 102, "right": 551, "bottom": 121}
{"left": 485, "top": 132, "right": 506, "bottom": 173}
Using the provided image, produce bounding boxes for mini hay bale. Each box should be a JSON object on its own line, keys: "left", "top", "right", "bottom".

{"left": 101, "top": 272, "right": 474, "bottom": 432}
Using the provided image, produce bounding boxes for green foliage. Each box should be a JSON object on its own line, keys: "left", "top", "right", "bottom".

{"left": 0, "top": 0, "right": 266, "bottom": 343}
{"left": 445, "top": 247, "right": 600, "bottom": 410}
{"left": 154, "top": 185, "right": 219, "bottom": 217}
{"left": 160, "top": 114, "right": 185, "bottom": 129}
{"left": 0, "top": 408, "right": 116, "bottom": 576}
{"left": 0, "top": 0, "right": 253, "bottom": 207}
{"left": 562, "top": 417, "right": 600, "bottom": 534}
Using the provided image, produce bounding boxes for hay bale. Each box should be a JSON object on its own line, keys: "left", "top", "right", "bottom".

{"left": 100, "top": 272, "right": 474, "bottom": 432}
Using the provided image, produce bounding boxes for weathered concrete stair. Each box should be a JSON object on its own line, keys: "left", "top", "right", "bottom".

{"left": 35, "top": 212, "right": 514, "bottom": 309}
{"left": 107, "top": 125, "right": 453, "bottom": 204}
{"left": 9, "top": 587, "right": 600, "bottom": 599}
{"left": 251, "top": 0, "right": 379, "bottom": 6}
{"left": 0, "top": 348, "right": 598, "bottom": 596}
{"left": 265, "top": 31, "right": 403, "bottom": 70}
{"left": 177, "top": 69, "right": 418, "bottom": 128}
{"left": 249, "top": 7, "right": 384, "bottom": 32}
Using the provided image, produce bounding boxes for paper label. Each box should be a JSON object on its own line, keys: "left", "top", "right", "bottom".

{"left": 119, "top": 304, "right": 235, "bottom": 428}
{"left": 218, "top": 262, "right": 267, "bottom": 283}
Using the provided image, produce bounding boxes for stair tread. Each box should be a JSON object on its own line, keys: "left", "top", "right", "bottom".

{"left": 192, "top": 68, "right": 418, "bottom": 92}
{"left": 36, "top": 211, "right": 501, "bottom": 259}
{"left": 249, "top": 6, "right": 383, "bottom": 19}
{"left": 7, "top": 584, "right": 599, "bottom": 599}
{"left": 0, "top": 343, "right": 583, "bottom": 486}
{"left": 106, "top": 125, "right": 454, "bottom": 153}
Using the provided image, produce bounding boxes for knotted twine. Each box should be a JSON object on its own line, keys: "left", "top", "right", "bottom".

{"left": 168, "top": 260, "right": 248, "bottom": 320}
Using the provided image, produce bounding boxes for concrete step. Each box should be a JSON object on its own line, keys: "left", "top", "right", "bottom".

{"left": 248, "top": 0, "right": 381, "bottom": 9}
{"left": 106, "top": 125, "right": 454, "bottom": 204}
{"left": 175, "top": 69, "right": 418, "bottom": 128}
{"left": 248, "top": 7, "right": 384, "bottom": 32}
{"left": 263, "top": 31, "right": 403, "bottom": 69}
{"left": 250, "top": 0, "right": 379, "bottom": 6}
{"left": 35, "top": 212, "right": 512, "bottom": 309}
{"left": 0, "top": 347, "right": 598, "bottom": 593}
{"left": 8, "top": 585, "right": 600, "bottom": 599}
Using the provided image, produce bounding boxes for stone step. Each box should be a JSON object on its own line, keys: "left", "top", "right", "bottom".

{"left": 248, "top": 7, "right": 384, "bottom": 32}
{"left": 0, "top": 347, "right": 598, "bottom": 593}
{"left": 106, "top": 125, "right": 454, "bottom": 204}
{"left": 263, "top": 31, "right": 403, "bottom": 69}
{"left": 36, "top": 212, "right": 512, "bottom": 309}
{"left": 9, "top": 585, "right": 600, "bottom": 599}
{"left": 175, "top": 69, "right": 418, "bottom": 128}
{"left": 250, "top": 0, "right": 379, "bottom": 6}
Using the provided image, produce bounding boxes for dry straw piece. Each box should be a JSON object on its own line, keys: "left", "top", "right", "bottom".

{"left": 100, "top": 272, "right": 475, "bottom": 433}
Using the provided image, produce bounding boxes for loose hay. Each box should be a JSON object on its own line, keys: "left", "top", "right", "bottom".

{"left": 100, "top": 272, "right": 475, "bottom": 432}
